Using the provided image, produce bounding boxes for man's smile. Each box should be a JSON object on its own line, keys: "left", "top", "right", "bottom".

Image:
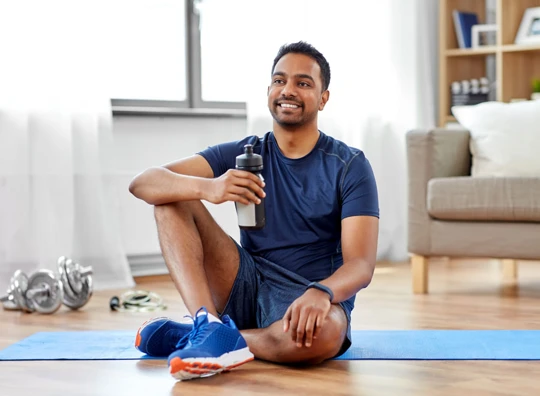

{"left": 276, "top": 101, "right": 302, "bottom": 110}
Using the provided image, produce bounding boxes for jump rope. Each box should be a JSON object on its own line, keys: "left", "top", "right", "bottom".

{"left": 109, "top": 290, "right": 167, "bottom": 312}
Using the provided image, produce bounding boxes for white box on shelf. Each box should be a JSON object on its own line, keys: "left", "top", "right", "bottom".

{"left": 471, "top": 24, "right": 497, "bottom": 48}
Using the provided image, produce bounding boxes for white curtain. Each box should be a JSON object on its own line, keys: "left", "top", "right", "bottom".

{"left": 240, "top": 0, "right": 438, "bottom": 261}
{"left": 0, "top": 2, "right": 134, "bottom": 290}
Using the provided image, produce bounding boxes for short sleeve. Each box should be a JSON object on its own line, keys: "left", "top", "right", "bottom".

{"left": 340, "top": 153, "right": 379, "bottom": 219}
{"left": 197, "top": 135, "right": 260, "bottom": 178}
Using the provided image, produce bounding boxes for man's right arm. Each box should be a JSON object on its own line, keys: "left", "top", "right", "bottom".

{"left": 128, "top": 154, "right": 214, "bottom": 206}
{"left": 129, "top": 154, "right": 265, "bottom": 206}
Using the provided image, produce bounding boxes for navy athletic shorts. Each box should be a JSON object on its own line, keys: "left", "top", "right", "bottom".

{"left": 220, "top": 240, "right": 353, "bottom": 358}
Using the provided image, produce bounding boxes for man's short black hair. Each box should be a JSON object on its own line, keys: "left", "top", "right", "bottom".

{"left": 271, "top": 41, "right": 331, "bottom": 91}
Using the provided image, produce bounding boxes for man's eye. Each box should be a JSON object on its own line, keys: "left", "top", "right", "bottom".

{"left": 299, "top": 82, "right": 310, "bottom": 87}
{"left": 274, "top": 79, "right": 284, "bottom": 84}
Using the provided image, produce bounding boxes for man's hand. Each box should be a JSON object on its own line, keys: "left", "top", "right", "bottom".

{"left": 204, "top": 169, "right": 265, "bottom": 205}
{"left": 282, "top": 288, "right": 332, "bottom": 348}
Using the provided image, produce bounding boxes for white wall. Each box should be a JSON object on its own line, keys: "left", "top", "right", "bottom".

{"left": 112, "top": 115, "right": 247, "bottom": 259}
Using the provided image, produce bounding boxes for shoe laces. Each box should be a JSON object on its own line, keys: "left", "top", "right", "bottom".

{"left": 175, "top": 307, "right": 209, "bottom": 349}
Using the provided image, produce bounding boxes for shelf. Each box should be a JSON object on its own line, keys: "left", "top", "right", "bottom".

{"left": 445, "top": 47, "right": 498, "bottom": 57}
{"left": 445, "top": 44, "right": 540, "bottom": 57}
{"left": 501, "top": 44, "right": 540, "bottom": 53}
{"left": 438, "top": 0, "right": 540, "bottom": 127}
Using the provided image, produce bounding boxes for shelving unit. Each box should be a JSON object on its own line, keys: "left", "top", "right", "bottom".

{"left": 439, "top": 0, "right": 540, "bottom": 126}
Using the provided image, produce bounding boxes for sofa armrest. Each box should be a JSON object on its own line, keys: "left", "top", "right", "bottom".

{"left": 406, "top": 128, "right": 471, "bottom": 255}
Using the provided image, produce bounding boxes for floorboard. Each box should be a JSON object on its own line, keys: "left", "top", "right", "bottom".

{"left": 1, "top": 258, "right": 539, "bottom": 396}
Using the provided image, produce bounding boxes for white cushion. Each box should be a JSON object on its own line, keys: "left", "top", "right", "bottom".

{"left": 452, "top": 100, "right": 540, "bottom": 177}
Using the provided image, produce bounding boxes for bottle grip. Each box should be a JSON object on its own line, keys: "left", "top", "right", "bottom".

{"left": 236, "top": 143, "right": 265, "bottom": 229}
{"left": 236, "top": 202, "right": 257, "bottom": 227}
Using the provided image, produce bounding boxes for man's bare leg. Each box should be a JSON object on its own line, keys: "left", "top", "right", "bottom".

{"left": 241, "top": 305, "right": 348, "bottom": 364}
{"left": 153, "top": 200, "right": 240, "bottom": 317}
{"left": 154, "top": 200, "right": 346, "bottom": 365}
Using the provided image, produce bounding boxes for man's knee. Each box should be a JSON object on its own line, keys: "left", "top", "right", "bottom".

{"left": 268, "top": 308, "right": 347, "bottom": 364}
{"left": 154, "top": 201, "right": 178, "bottom": 220}
{"left": 154, "top": 200, "right": 198, "bottom": 222}
{"left": 302, "top": 316, "right": 345, "bottom": 364}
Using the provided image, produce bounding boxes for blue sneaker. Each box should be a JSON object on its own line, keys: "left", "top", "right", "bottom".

{"left": 135, "top": 316, "right": 193, "bottom": 357}
{"left": 168, "top": 307, "right": 254, "bottom": 381}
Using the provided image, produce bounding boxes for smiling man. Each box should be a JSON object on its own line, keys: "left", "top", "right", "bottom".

{"left": 129, "top": 41, "right": 380, "bottom": 381}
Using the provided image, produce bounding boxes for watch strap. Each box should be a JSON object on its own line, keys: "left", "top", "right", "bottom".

{"left": 306, "top": 282, "right": 334, "bottom": 302}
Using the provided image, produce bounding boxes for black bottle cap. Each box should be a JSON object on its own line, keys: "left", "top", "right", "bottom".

{"left": 236, "top": 144, "right": 263, "bottom": 171}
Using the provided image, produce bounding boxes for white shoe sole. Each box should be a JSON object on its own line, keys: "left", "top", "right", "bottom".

{"left": 169, "top": 346, "right": 254, "bottom": 381}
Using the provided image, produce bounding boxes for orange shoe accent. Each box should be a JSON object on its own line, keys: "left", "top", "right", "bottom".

{"left": 135, "top": 319, "right": 150, "bottom": 348}
{"left": 223, "top": 356, "right": 254, "bottom": 371}
{"left": 169, "top": 356, "right": 254, "bottom": 376}
{"left": 169, "top": 357, "right": 224, "bottom": 375}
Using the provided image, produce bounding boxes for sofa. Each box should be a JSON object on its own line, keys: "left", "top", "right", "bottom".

{"left": 406, "top": 126, "right": 540, "bottom": 294}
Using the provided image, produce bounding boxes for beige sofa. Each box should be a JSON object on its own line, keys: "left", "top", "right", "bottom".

{"left": 406, "top": 128, "right": 540, "bottom": 293}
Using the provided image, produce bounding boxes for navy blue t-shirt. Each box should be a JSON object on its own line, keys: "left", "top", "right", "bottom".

{"left": 197, "top": 131, "right": 379, "bottom": 283}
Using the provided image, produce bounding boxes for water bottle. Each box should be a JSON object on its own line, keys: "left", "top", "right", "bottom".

{"left": 235, "top": 144, "right": 265, "bottom": 229}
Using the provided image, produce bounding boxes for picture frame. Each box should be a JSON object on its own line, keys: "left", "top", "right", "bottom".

{"left": 514, "top": 7, "right": 540, "bottom": 45}
{"left": 472, "top": 24, "right": 497, "bottom": 48}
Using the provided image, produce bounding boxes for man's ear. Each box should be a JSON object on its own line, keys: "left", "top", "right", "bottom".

{"left": 319, "top": 90, "right": 330, "bottom": 111}
{"left": 267, "top": 86, "right": 270, "bottom": 96}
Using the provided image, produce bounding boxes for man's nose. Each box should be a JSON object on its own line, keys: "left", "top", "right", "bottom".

{"left": 280, "top": 81, "right": 297, "bottom": 97}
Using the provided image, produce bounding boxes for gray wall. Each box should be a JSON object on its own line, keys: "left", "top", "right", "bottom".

{"left": 113, "top": 115, "right": 246, "bottom": 267}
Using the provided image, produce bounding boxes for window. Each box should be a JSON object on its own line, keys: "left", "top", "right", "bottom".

{"left": 197, "top": 0, "right": 249, "bottom": 105}
{"left": 112, "top": 0, "right": 246, "bottom": 114}
{"left": 108, "top": 0, "right": 187, "bottom": 102}
{"left": 3, "top": 0, "right": 248, "bottom": 114}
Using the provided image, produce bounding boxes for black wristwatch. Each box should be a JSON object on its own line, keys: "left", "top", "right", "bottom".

{"left": 306, "top": 282, "right": 334, "bottom": 302}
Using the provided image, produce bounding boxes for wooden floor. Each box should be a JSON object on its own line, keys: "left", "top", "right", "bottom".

{"left": 1, "top": 258, "right": 540, "bottom": 396}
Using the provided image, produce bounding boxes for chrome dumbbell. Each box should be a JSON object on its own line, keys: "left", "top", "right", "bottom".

{"left": 1, "top": 257, "right": 93, "bottom": 314}
{"left": 0, "top": 270, "right": 31, "bottom": 311}
{"left": 25, "top": 270, "right": 64, "bottom": 314}
{"left": 0, "top": 269, "right": 63, "bottom": 314}
{"left": 57, "top": 256, "right": 93, "bottom": 310}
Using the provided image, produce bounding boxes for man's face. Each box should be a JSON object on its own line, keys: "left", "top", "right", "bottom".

{"left": 267, "top": 53, "right": 329, "bottom": 128}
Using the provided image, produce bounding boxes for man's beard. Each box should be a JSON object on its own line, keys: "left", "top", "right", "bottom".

{"left": 270, "top": 110, "right": 304, "bottom": 127}
{"left": 269, "top": 100, "right": 315, "bottom": 128}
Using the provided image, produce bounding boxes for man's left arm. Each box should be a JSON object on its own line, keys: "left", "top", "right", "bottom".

{"left": 319, "top": 215, "right": 379, "bottom": 302}
{"left": 282, "top": 215, "right": 379, "bottom": 347}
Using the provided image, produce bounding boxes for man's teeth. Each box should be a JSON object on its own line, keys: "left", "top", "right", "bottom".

{"left": 280, "top": 103, "right": 299, "bottom": 108}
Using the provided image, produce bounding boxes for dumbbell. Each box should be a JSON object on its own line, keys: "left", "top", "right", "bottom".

{"left": 0, "top": 257, "right": 93, "bottom": 314}
{"left": 0, "top": 270, "right": 30, "bottom": 311}
{"left": 0, "top": 269, "right": 64, "bottom": 314}
{"left": 57, "top": 256, "right": 93, "bottom": 310}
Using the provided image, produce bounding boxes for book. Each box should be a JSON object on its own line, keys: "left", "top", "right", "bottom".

{"left": 453, "top": 10, "right": 479, "bottom": 48}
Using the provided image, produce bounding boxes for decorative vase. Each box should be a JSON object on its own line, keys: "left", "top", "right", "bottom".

{"left": 531, "top": 92, "right": 540, "bottom": 101}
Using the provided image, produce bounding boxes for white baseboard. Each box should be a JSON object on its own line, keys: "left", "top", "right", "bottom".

{"left": 127, "top": 254, "right": 169, "bottom": 277}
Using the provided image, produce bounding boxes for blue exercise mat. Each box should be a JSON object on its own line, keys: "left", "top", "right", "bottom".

{"left": 0, "top": 330, "right": 539, "bottom": 361}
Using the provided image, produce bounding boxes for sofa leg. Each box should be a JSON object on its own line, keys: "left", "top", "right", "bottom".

{"left": 411, "top": 255, "right": 428, "bottom": 294}
{"left": 501, "top": 259, "right": 518, "bottom": 282}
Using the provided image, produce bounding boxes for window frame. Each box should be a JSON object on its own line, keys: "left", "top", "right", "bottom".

{"left": 112, "top": 0, "right": 246, "bottom": 117}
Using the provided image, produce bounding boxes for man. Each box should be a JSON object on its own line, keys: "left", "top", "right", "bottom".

{"left": 129, "top": 41, "right": 379, "bottom": 381}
